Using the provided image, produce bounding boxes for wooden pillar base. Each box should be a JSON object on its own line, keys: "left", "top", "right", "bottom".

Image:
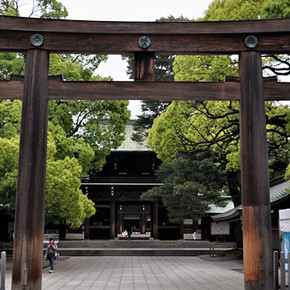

{"left": 243, "top": 206, "right": 273, "bottom": 289}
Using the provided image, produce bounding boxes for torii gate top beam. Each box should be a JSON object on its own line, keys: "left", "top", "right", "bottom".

{"left": 0, "top": 16, "right": 290, "bottom": 54}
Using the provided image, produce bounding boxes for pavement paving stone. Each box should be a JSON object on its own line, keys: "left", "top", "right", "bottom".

{"left": 5, "top": 255, "right": 244, "bottom": 289}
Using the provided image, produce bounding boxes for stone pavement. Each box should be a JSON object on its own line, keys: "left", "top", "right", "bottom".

{"left": 5, "top": 256, "right": 244, "bottom": 289}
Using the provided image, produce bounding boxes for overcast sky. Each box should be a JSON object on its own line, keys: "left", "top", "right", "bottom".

{"left": 59, "top": 0, "right": 213, "bottom": 79}
{"left": 60, "top": 0, "right": 212, "bottom": 22}
{"left": 58, "top": 0, "right": 213, "bottom": 117}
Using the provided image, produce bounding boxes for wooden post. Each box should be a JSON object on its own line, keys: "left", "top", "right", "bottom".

{"left": 134, "top": 52, "right": 154, "bottom": 81}
{"left": 153, "top": 200, "right": 158, "bottom": 239}
{"left": 119, "top": 209, "right": 123, "bottom": 235}
{"left": 141, "top": 206, "right": 146, "bottom": 234}
{"left": 84, "top": 218, "right": 90, "bottom": 239}
{"left": 12, "top": 49, "right": 49, "bottom": 289}
{"left": 239, "top": 51, "right": 273, "bottom": 289}
{"left": 110, "top": 197, "right": 116, "bottom": 239}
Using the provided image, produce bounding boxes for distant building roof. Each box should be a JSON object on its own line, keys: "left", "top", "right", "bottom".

{"left": 212, "top": 179, "right": 289, "bottom": 222}
{"left": 113, "top": 124, "right": 150, "bottom": 151}
{"left": 270, "top": 181, "right": 289, "bottom": 203}
{"left": 211, "top": 205, "right": 242, "bottom": 222}
{"left": 207, "top": 200, "right": 235, "bottom": 214}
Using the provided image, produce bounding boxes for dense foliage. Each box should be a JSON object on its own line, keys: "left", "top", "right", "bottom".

{"left": 0, "top": 0, "right": 131, "bottom": 229}
{"left": 142, "top": 151, "right": 227, "bottom": 223}
{"left": 142, "top": 0, "right": 290, "bottom": 219}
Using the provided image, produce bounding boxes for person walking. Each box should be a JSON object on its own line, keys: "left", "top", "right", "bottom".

{"left": 44, "top": 238, "right": 58, "bottom": 273}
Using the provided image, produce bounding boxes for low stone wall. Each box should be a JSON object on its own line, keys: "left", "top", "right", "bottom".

{"left": 183, "top": 233, "right": 202, "bottom": 240}
{"left": 66, "top": 233, "right": 84, "bottom": 240}
{"left": 117, "top": 233, "right": 151, "bottom": 240}
{"left": 43, "top": 233, "right": 84, "bottom": 242}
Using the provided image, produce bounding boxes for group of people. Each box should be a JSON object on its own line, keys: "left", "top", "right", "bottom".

{"left": 121, "top": 229, "right": 132, "bottom": 239}
{"left": 121, "top": 226, "right": 137, "bottom": 239}
{"left": 44, "top": 238, "right": 58, "bottom": 273}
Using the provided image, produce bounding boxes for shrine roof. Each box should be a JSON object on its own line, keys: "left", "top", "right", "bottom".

{"left": 112, "top": 124, "right": 150, "bottom": 151}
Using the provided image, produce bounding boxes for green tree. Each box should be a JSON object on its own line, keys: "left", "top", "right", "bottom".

{"left": 203, "top": 0, "right": 290, "bottom": 21}
{"left": 48, "top": 53, "right": 130, "bottom": 172}
{"left": 0, "top": 136, "right": 19, "bottom": 211}
{"left": 0, "top": 55, "right": 130, "bottom": 227}
{"left": 46, "top": 155, "right": 96, "bottom": 228}
{"left": 202, "top": 0, "right": 290, "bottom": 77}
{"left": 141, "top": 151, "right": 227, "bottom": 223}
{"left": 148, "top": 0, "right": 290, "bottom": 208}
{"left": 0, "top": 102, "right": 96, "bottom": 228}
{"left": 45, "top": 130, "right": 95, "bottom": 230}
{"left": 0, "top": 0, "right": 68, "bottom": 18}
{"left": 0, "top": 1, "right": 130, "bottom": 235}
{"left": 203, "top": 0, "right": 264, "bottom": 21}
{"left": 285, "top": 164, "right": 290, "bottom": 194}
{"left": 260, "top": 0, "right": 290, "bottom": 18}
{"left": 148, "top": 99, "right": 289, "bottom": 205}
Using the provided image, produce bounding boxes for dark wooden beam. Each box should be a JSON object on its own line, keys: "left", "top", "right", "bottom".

{"left": 1, "top": 31, "right": 290, "bottom": 54}
{"left": 0, "top": 17, "right": 290, "bottom": 54}
{"left": 0, "top": 76, "right": 23, "bottom": 99}
{"left": 239, "top": 51, "right": 273, "bottom": 289}
{"left": 12, "top": 49, "right": 49, "bottom": 289}
{"left": 134, "top": 52, "right": 154, "bottom": 81}
{"left": 1, "top": 16, "right": 290, "bottom": 34}
{"left": 0, "top": 76, "right": 289, "bottom": 101}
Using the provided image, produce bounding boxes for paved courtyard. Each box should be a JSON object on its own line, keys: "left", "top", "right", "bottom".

{"left": 5, "top": 256, "right": 244, "bottom": 289}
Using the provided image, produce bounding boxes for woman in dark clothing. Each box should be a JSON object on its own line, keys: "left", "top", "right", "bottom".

{"left": 44, "top": 238, "right": 58, "bottom": 273}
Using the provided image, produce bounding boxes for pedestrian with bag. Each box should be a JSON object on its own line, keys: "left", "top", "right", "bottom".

{"left": 44, "top": 238, "right": 58, "bottom": 273}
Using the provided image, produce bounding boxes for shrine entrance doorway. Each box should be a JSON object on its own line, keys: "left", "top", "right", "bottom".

{"left": 119, "top": 203, "right": 151, "bottom": 237}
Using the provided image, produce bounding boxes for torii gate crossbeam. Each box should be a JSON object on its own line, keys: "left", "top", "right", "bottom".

{"left": 0, "top": 16, "right": 289, "bottom": 289}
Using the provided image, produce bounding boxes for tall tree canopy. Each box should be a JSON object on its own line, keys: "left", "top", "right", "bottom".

{"left": 203, "top": 0, "right": 290, "bottom": 21}
{"left": 0, "top": 113, "right": 96, "bottom": 228}
{"left": 147, "top": 0, "right": 290, "bottom": 209}
{"left": 0, "top": 1, "right": 131, "bottom": 229}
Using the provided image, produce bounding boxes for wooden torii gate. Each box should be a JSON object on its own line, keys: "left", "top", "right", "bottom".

{"left": 0, "top": 16, "right": 289, "bottom": 289}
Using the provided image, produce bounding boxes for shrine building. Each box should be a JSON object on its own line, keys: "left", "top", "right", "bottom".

{"left": 81, "top": 123, "right": 184, "bottom": 240}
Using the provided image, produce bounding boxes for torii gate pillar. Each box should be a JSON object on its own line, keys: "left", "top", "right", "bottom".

{"left": 239, "top": 51, "right": 273, "bottom": 289}
{"left": 12, "top": 49, "right": 49, "bottom": 289}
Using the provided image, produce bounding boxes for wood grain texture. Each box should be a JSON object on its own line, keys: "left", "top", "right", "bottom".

{"left": 0, "top": 17, "right": 289, "bottom": 53}
{"left": 239, "top": 51, "right": 272, "bottom": 289}
{"left": 134, "top": 52, "right": 154, "bottom": 81}
{"left": 0, "top": 16, "right": 289, "bottom": 34}
{"left": 0, "top": 31, "right": 289, "bottom": 54}
{"left": 1, "top": 77, "right": 289, "bottom": 101}
{"left": 12, "top": 49, "right": 49, "bottom": 289}
{"left": 243, "top": 206, "right": 272, "bottom": 290}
